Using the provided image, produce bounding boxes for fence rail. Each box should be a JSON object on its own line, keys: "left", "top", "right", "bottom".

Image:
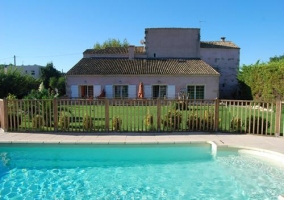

{"left": 0, "top": 98, "right": 283, "bottom": 136}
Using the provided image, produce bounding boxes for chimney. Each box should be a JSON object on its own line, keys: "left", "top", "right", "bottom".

{"left": 221, "top": 37, "right": 226, "bottom": 42}
{"left": 128, "top": 45, "right": 135, "bottom": 60}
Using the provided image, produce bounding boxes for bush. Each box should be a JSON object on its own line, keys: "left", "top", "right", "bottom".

{"left": 230, "top": 117, "right": 243, "bottom": 132}
{"left": 187, "top": 112, "right": 200, "bottom": 130}
{"left": 201, "top": 111, "right": 215, "bottom": 130}
{"left": 32, "top": 114, "right": 45, "bottom": 129}
{"left": 8, "top": 114, "right": 22, "bottom": 129}
{"left": 59, "top": 112, "right": 70, "bottom": 131}
{"left": 187, "top": 111, "right": 215, "bottom": 131}
{"left": 175, "top": 101, "right": 188, "bottom": 110}
{"left": 112, "top": 116, "right": 122, "bottom": 131}
{"left": 6, "top": 95, "right": 23, "bottom": 130}
{"left": 7, "top": 93, "right": 18, "bottom": 113}
{"left": 162, "top": 110, "right": 182, "bottom": 130}
{"left": 246, "top": 116, "right": 270, "bottom": 134}
{"left": 83, "top": 113, "right": 93, "bottom": 131}
{"left": 144, "top": 110, "right": 154, "bottom": 131}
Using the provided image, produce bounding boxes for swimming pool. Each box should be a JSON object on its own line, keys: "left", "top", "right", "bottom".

{"left": 0, "top": 143, "right": 284, "bottom": 199}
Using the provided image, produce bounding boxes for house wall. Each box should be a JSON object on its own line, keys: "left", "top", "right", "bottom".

{"left": 145, "top": 28, "right": 200, "bottom": 58}
{"left": 200, "top": 48, "right": 240, "bottom": 99}
{"left": 12, "top": 65, "right": 43, "bottom": 79}
{"left": 66, "top": 75, "right": 219, "bottom": 99}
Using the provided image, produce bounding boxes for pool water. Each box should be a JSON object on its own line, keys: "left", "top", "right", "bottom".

{"left": 0, "top": 144, "right": 284, "bottom": 199}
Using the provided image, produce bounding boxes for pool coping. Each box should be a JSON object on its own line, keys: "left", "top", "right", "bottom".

{"left": 1, "top": 131, "right": 284, "bottom": 153}
{"left": 1, "top": 131, "right": 284, "bottom": 156}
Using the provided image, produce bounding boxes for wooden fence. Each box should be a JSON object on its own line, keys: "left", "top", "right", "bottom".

{"left": 0, "top": 98, "right": 283, "bottom": 136}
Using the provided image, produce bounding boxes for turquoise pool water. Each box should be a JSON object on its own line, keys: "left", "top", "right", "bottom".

{"left": 0, "top": 143, "right": 284, "bottom": 199}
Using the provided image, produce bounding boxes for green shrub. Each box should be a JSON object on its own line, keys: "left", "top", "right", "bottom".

{"left": 246, "top": 116, "right": 270, "bottom": 134}
{"left": 187, "top": 112, "right": 200, "bottom": 130}
{"left": 8, "top": 114, "right": 22, "bottom": 129}
{"left": 6, "top": 95, "right": 22, "bottom": 129}
{"left": 83, "top": 113, "right": 93, "bottom": 131}
{"left": 201, "top": 111, "right": 215, "bottom": 130}
{"left": 32, "top": 114, "right": 45, "bottom": 129}
{"left": 230, "top": 117, "right": 243, "bottom": 132}
{"left": 175, "top": 101, "right": 188, "bottom": 110}
{"left": 112, "top": 116, "right": 122, "bottom": 131}
{"left": 187, "top": 111, "right": 215, "bottom": 130}
{"left": 162, "top": 110, "right": 182, "bottom": 130}
{"left": 144, "top": 110, "right": 155, "bottom": 131}
{"left": 7, "top": 93, "right": 18, "bottom": 113}
{"left": 59, "top": 112, "right": 70, "bottom": 131}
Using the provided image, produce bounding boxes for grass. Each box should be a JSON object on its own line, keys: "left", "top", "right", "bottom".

{"left": 218, "top": 102, "right": 277, "bottom": 135}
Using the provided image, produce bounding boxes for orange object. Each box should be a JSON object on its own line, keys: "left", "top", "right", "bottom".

{"left": 138, "top": 82, "right": 144, "bottom": 98}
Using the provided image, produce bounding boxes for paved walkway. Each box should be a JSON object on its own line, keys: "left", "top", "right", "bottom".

{"left": 1, "top": 131, "right": 284, "bottom": 154}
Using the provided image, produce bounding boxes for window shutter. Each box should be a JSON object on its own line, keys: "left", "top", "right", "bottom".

{"left": 71, "top": 85, "right": 79, "bottom": 98}
{"left": 128, "top": 85, "right": 136, "bottom": 98}
{"left": 144, "top": 85, "right": 152, "bottom": 98}
{"left": 167, "top": 85, "right": 175, "bottom": 99}
{"left": 93, "top": 85, "right": 101, "bottom": 97}
{"left": 105, "top": 85, "right": 113, "bottom": 98}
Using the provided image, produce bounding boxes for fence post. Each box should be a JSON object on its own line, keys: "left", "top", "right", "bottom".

{"left": 157, "top": 99, "right": 161, "bottom": 132}
{"left": 53, "top": 99, "right": 58, "bottom": 132}
{"left": 214, "top": 98, "right": 220, "bottom": 132}
{"left": 2, "top": 99, "right": 8, "bottom": 132}
{"left": 275, "top": 99, "right": 281, "bottom": 136}
{"left": 105, "top": 99, "right": 109, "bottom": 131}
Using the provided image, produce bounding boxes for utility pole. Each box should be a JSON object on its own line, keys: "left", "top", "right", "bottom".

{"left": 14, "top": 55, "right": 16, "bottom": 66}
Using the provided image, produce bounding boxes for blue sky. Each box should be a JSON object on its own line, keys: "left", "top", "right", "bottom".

{"left": 1, "top": 0, "right": 283, "bottom": 72}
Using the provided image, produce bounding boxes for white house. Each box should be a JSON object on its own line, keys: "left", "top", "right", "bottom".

{"left": 66, "top": 28, "right": 240, "bottom": 99}
{"left": 18, "top": 65, "right": 43, "bottom": 79}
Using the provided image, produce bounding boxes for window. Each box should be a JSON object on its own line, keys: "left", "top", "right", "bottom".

{"left": 187, "top": 85, "right": 205, "bottom": 99}
{"left": 152, "top": 85, "right": 167, "bottom": 99}
{"left": 114, "top": 85, "right": 128, "bottom": 98}
{"left": 80, "top": 85, "right": 93, "bottom": 98}
{"left": 31, "top": 70, "right": 35, "bottom": 75}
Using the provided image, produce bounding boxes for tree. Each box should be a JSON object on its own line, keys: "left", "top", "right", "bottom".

{"left": 269, "top": 54, "right": 284, "bottom": 63}
{"left": 57, "top": 77, "right": 66, "bottom": 96}
{"left": 238, "top": 58, "right": 284, "bottom": 101}
{"left": 0, "top": 66, "right": 40, "bottom": 98}
{"left": 40, "top": 62, "right": 61, "bottom": 89}
{"left": 49, "top": 77, "right": 58, "bottom": 89}
{"left": 94, "top": 38, "right": 129, "bottom": 49}
{"left": 49, "top": 76, "right": 66, "bottom": 96}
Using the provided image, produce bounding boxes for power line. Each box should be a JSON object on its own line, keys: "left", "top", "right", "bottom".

{"left": 0, "top": 57, "right": 14, "bottom": 61}
{"left": 34, "top": 53, "right": 82, "bottom": 58}
{"left": 18, "top": 53, "right": 82, "bottom": 58}
{"left": 0, "top": 53, "right": 81, "bottom": 61}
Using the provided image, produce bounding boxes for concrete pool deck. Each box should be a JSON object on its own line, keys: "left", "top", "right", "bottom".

{"left": 0, "top": 131, "right": 284, "bottom": 154}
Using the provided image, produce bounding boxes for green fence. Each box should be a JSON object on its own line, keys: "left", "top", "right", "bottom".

{"left": 0, "top": 98, "right": 283, "bottom": 136}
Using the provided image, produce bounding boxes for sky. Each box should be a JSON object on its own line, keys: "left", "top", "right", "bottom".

{"left": 1, "top": 0, "right": 284, "bottom": 73}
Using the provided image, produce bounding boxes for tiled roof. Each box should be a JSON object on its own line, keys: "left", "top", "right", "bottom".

{"left": 67, "top": 58, "right": 219, "bottom": 76}
{"left": 84, "top": 46, "right": 145, "bottom": 54}
{"left": 200, "top": 41, "right": 239, "bottom": 49}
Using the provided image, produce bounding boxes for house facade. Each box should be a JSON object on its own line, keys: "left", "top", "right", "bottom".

{"left": 18, "top": 65, "right": 43, "bottom": 79}
{"left": 200, "top": 38, "right": 240, "bottom": 99}
{"left": 1, "top": 64, "right": 43, "bottom": 79}
{"left": 66, "top": 28, "right": 239, "bottom": 99}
